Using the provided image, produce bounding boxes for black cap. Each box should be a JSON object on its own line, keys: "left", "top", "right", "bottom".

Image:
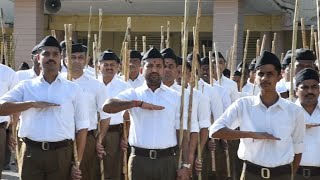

{"left": 296, "top": 48, "right": 315, "bottom": 62}
{"left": 255, "top": 51, "right": 281, "bottom": 71}
{"left": 130, "top": 50, "right": 142, "bottom": 60}
{"left": 233, "top": 70, "right": 241, "bottom": 77}
{"left": 19, "top": 62, "right": 30, "bottom": 70}
{"left": 249, "top": 60, "right": 256, "bottom": 71}
{"left": 186, "top": 53, "right": 200, "bottom": 65}
{"left": 200, "top": 57, "right": 210, "bottom": 66}
{"left": 222, "top": 69, "right": 231, "bottom": 77}
{"left": 161, "top": 48, "right": 177, "bottom": 61}
{"left": 82, "top": 45, "right": 88, "bottom": 53}
{"left": 99, "top": 49, "right": 120, "bottom": 63}
{"left": 237, "top": 62, "right": 249, "bottom": 70}
{"left": 31, "top": 44, "right": 39, "bottom": 55}
{"left": 212, "top": 52, "right": 225, "bottom": 61}
{"left": 37, "top": 36, "right": 62, "bottom": 52}
{"left": 295, "top": 68, "right": 319, "bottom": 86}
{"left": 142, "top": 47, "right": 163, "bottom": 60}
{"left": 176, "top": 56, "right": 183, "bottom": 66}
{"left": 72, "top": 43, "right": 86, "bottom": 53}
{"left": 282, "top": 50, "right": 292, "bottom": 66}
{"left": 60, "top": 40, "right": 75, "bottom": 49}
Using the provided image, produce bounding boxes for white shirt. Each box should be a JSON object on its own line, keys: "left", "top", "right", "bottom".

{"left": 84, "top": 67, "right": 96, "bottom": 77}
{"left": 0, "top": 74, "right": 89, "bottom": 142}
{"left": 127, "top": 73, "right": 145, "bottom": 89}
{"left": 198, "top": 79, "right": 224, "bottom": 120}
{"left": 16, "top": 68, "right": 38, "bottom": 81}
{"left": 214, "top": 75, "right": 240, "bottom": 103}
{"left": 169, "top": 82, "right": 202, "bottom": 132}
{"left": 115, "top": 83, "right": 185, "bottom": 149}
{"left": 212, "top": 83, "right": 231, "bottom": 112}
{"left": 0, "top": 64, "right": 19, "bottom": 123}
{"left": 101, "top": 75, "right": 131, "bottom": 125}
{"left": 276, "top": 78, "right": 288, "bottom": 93}
{"left": 296, "top": 100, "right": 320, "bottom": 167}
{"left": 62, "top": 72, "right": 110, "bottom": 131}
{"left": 240, "top": 82, "right": 261, "bottom": 97}
{"left": 209, "top": 95, "right": 305, "bottom": 167}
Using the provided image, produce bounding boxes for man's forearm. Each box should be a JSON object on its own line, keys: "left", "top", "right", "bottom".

{"left": 76, "top": 129, "right": 88, "bottom": 163}
{"left": 182, "top": 130, "right": 190, "bottom": 164}
{"left": 200, "top": 128, "right": 209, "bottom": 153}
{"left": 212, "top": 127, "right": 251, "bottom": 140}
{"left": 292, "top": 153, "right": 302, "bottom": 175}
{"left": 188, "top": 132, "right": 198, "bottom": 163}
{"left": 103, "top": 99, "right": 137, "bottom": 113}
{"left": 0, "top": 101, "right": 34, "bottom": 116}
{"left": 97, "top": 118, "right": 110, "bottom": 143}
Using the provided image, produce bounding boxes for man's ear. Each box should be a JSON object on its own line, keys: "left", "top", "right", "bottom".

{"left": 139, "top": 66, "right": 143, "bottom": 74}
{"left": 36, "top": 54, "right": 40, "bottom": 62}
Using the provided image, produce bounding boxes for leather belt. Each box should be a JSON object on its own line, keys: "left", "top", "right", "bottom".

{"left": 131, "top": 146, "right": 177, "bottom": 160}
{"left": 23, "top": 138, "right": 72, "bottom": 151}
{"left": 244, "top": 161, "right": 291, "bottom": 179}
{"left": 108, "top": 124, "right": 123, "bottom": 132}
{"left": 297, "top": 166, "right": 320, "bottom": 178}
{"left": 87, "top": 130, "right": 95, "bottom": 136}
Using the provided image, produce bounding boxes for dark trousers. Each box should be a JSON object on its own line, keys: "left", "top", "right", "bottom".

{"left": 128, "top": 154, "right": 177, "bottom": 180}
{"left": 102, "top": 129, "right": 123, "bottom": 180}
{"left": 0, "top": 124, "right": 6, "bottom": 179}
{"left": 20, "top": 141, "right": 73, "bottom": 180}
{"left": 80, "top": 132, "right": 97, "bottom": 180}
{"left": 240, "top": 162, "right": 292, "bottom": 180}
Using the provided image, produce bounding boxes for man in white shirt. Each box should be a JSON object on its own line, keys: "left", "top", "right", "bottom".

{"left": 63, "top": 43, "right": 110, "bottom": 180}
{"left": 98, "top": 49, "right": 131, "bottom": 180}
{"left": 127, "top": 50, "right": 144, "bottom": 88}
{"left": 0, "top": 36, "right": 89, "bottom": 180}
{"left": 0, "top": 63, "right": 19, "bottom": 178}
{"left": 212, "top": 52, "right": 239, "bottom": 102}
{"left": 210, "top": 51, "right": 305, "bottom": 180}
{"left": 236, "top": 62, "right": 260, "bottom": 97}
{"left": 294, "top": 68, "right": 320, "bottom": 179}
{"left": 16, "top": 44, "right": 41, "bottom": 81}
{"left": 103, "top": 47, "right": 190, "bottom": 180}
{"left": 161, "top": 48, "right": 204, "bottom": 176}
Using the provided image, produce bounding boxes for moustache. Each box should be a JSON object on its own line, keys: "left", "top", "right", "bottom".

{"left": 150, "top": 72, "right": 160, "bottom": 76}
{"left": 46, "top": 59, "right": 56, "bottom": 64}
{"left": 305, "top": 94, "right": 316, "bottom": 98}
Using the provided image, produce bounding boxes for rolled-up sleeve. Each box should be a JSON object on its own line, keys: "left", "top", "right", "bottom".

{"left": 175, "top": 92, "right": 187, "bottom": 130}
{"left": 74, "top": 87, "right": 89, "bottom": 131}
{"left": 198, "top": 93, "right": 211, "bottom": 128}
{"left": 0, "top": 81, "right": 25, "bottom": 102}
{"left": 292, "top": 107, "right": 305, "bottom": 154}
{"left": 97, "top": 84, "right": 110, "bottom": 120}
{"left": 114, "top": 88, "right": 136, "bottom": 101}
{"left": 209, "top": 99, "right": 241, "bottom": 138}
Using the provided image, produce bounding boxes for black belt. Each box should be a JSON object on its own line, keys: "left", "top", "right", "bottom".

{"left": 108, "top": 124, "right": 123, "bottom": 132}
{"left": 131, "top": 146, "right": 177, "bottom": 160}
{"left": 0, "top": 122, "right": 7, "bottom": 129}
{"left": 297, "top": 166, "right": 320, "bottom": 177}
{"left": 244, "top": 161, "right": 291, "bottom": 178}
{"left": 23, "top": 138, "right": 72, "bottom": 151}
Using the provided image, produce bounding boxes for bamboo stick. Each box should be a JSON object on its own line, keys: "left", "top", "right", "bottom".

{"left": 230, "top": 24, "right": 238, "bottom": 79}
{"left": 209, "top": 51, "right": 213, "bottom": 85}
{"left": 301, "top": 18, "right": 307, "bottom": 48}
{"left": 271, "top": 33, "right": 276, "bottom": 54}
{"left": 317, "top": 0, "right": 320, "bottom": 71}
{"left": 51, "top": 30, "right": 56, "bottom": 38}
{"left": 98, "top": 9, "right": 103, "bottom": 54}
{"left": 0, "top": 8, "right": 7, "bottom": 66}
{"left": 256, "top": 39, "right": 260, "bottom": 58}
{"left": 160, "top": 26, "right": 164, "bottom": 50}
{"left": 86, "top": 6, "right": 92, "bottom": 67}
{"left": 260, "top": 34, "right": 266, "bottom": 56}
{"left": 65, "top": 24, "right": 80, "bottom": 168}
{"left": 178, "top": 0, "right": 190, "bottom": 169}
{"left": 310, "top": 25, "right": 315, "bottom": 51}
{"left": 127, "top": 17, "right": 131, "bottom": 49}
{"left": 239, "top": 30, "right": 250, "bottom": 92}
{"left": 315, "top": 32, "right": 319, "bottom": 60}
{"left": 142, "top": 36, "right": 146, "bottom": 53}
{"left": 214, "top": 43, "right": 221, "bottom": 85}
{"left": 280, "top": 53, "right": 285, "bottom": 64}
{"left": 166, "top": 21, "right": 170, "bottom": 48}
{"left": 202, "top": 45, "right": 206, "bottom": 57}
{"left": 134, "top": 36, "right": 138, "bottom": 50}
{"left": 94, "top": 34, "right": 99, "bottom": 79}
{"left": 289, "top": 0, "right": 300, "bottom": 101}
{"left": 181, "top": 22, "right": 184, "bottom": 55}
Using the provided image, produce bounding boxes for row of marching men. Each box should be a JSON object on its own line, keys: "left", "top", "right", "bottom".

{"left": 0, "top": 34, "right": 319, "bottom": 180}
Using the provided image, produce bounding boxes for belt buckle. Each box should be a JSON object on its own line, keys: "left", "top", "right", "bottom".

{"left": 261, "top": 167, "right": 270, "bottom": 179}
{"left": 149, "top": 150, "right": 157, "bottom": 160}
{"left": 303, "top": 168, "right": 311, "bottom": 178}
{"left": 42, "top": 142, "right": 49, "bottom": 151}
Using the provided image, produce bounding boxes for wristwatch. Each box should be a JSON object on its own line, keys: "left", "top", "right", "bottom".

{"left": 182, "top": 163, "right": 191, "bottom": 169}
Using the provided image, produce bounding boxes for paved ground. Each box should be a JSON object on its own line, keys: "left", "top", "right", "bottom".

{"left": 1, "top": 155, "right": 19, "bottom": 180}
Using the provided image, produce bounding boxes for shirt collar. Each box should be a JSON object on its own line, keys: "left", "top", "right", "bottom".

{"left": 252, "top": 93, "right": 286, "bottom": 110}
{"left": 141, "top": 82, "right": 167, "bottom": 92}
{"left": 38, "top": 73, "right": 63, "bottom": 83}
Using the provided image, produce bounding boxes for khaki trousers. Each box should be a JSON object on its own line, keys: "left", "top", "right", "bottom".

{"left": 128, "top": 154, "right": 177, "bottom": 180}
{"left": 80, "top": 132, "right": 97, "bottom": 180}
{"left": 20, "top": 141, "right": 73, "bottom": 180}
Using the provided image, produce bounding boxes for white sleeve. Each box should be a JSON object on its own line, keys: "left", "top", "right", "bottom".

{"left": 114, "top": 88, "right": 137, "bottom": 101}
{"left": 74, "top": 86, "right": 90, "bottom": 131}
{"left": 0, "top": 81, "right": 25, "bottom": 102}
{"left": 210, "top": 88, "right": 224, "bottom": 121}
{"left": 292, "top": 107, "right": 305, "bottom": 154}
{"left": 209, "top": 99, "right": 242, "bottom": 138}
{"left": 97, "top": 83, "right": 110, "bottom": 120}
{"left": 198, "top": 93, "right": 211, "bottom": 129}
